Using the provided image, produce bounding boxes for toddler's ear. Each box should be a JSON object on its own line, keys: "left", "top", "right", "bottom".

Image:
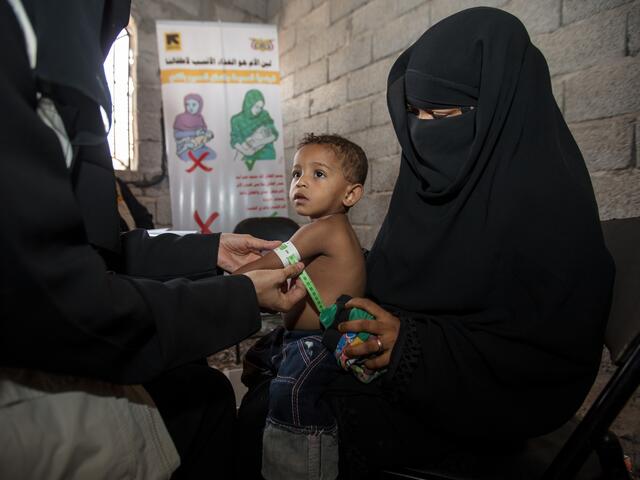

{"left": 343, "top": 183, "right": 364, "bottom": 208}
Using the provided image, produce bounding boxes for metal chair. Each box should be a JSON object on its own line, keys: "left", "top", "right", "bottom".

{"left": 232, "top": 216, "right": 300, "bottom": 364}
{"left": 383, "top": 217, "right": 640, "bottom": 480}
{"left": 233, "top": 216, "right": 300, "bottom": 243}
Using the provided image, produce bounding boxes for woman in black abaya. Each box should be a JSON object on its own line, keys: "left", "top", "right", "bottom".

{"left": 330, "top": 7, "right": 615, "bottom": 478}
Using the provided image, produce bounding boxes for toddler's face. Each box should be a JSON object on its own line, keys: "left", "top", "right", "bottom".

{"left": 289, "top": 144, "right": 352, "bottom": 219}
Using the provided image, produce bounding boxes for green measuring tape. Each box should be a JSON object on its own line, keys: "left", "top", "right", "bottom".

{"left": 276, "top": 242, "right": 326, "bottom": 313}
{"left": 276, "top": 242, "right": 373, "bottom": 328}
{"left": 286, "top": 254, "right": 326, "bottom": 313}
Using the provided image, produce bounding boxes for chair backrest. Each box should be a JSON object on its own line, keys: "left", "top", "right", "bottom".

{"left": 233, "top": 216, "right": 299, "bottom": 242}
{"left": 601, "top": 217, "right": 640, "bottom": 364}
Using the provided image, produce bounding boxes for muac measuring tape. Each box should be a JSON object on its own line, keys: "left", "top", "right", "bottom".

{"left": 274, "top": 241, "right": 382, "bottom": 383}
{"left": 274, "top": 241, "right": 326, "bottom": 314}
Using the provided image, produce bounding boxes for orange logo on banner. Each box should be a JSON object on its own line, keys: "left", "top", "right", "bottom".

{"left": 165, "top": 32, "right": 182, "bottom": 51}
{"left": 250, "top": 38, "right": 274, "bottom": 51}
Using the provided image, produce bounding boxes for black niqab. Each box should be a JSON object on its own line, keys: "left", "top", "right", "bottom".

{"left": 366, "top": 8, "right": 614, "bottom": 437}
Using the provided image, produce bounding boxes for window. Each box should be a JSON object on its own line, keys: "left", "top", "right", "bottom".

{"left": 104, "top": 28, "right": 134, "bottom": 170}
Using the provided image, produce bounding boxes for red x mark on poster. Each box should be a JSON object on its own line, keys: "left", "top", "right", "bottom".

{"left": 194, "top": 210, "right": 219, "bottom": 234}
{"left": 186, "top": 151, "right": 213, "bottom": 173}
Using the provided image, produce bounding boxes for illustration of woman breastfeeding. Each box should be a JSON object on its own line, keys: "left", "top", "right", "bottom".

{"left": 230, "top": 89, "right": 278, "bottom": 171}
{"left": 173, "top": 93, "right": 216, "bottom": 170}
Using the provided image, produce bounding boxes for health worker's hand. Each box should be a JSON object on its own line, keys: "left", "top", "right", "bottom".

{"left": 218, "top": 233, "right": 281, "bottom": 273}
{"left": 242, "top": 263, "right": 307, "bottom": 312}
{"left": 339, "top": 298, "right": 401, "bottom": 370}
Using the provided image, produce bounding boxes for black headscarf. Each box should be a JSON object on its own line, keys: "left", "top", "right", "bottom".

{"left": 366, "top": 7, "right": 615, "bottom": 437}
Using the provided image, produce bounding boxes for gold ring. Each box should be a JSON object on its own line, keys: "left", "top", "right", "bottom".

{"left": 375, "top": 337, "right": 383, "bottom": 353}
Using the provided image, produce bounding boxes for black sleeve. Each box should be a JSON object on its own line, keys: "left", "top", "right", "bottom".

{"left": 120, "top": 229, "right": 221, "bottom": 280}
{"left": 116, "top": 178, "right": 154, "bottom": 229}
{"left": 0, "top": 13, "right": 260, "bottom": 384}
{"left": 382, "top": 303, "right": 606, "bottom": 439}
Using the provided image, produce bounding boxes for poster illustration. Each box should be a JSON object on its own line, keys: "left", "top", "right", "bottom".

{"left": 156, "top": 21, "right": 287, "bottom": 233}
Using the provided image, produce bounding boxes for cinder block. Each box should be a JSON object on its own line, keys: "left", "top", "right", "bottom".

{"left": 569, "top": 115, "right": 635, "bottom": 171}
{"left": 373, "top": 4, "right": 430, "bottom": 60}
{"left": 135, "top": 28, "right": 158, "bottom": 56}
{"left": 348, "top": 192, "right": 392, "bottom": 225}
{"left": 629, "top": 2, "right": 640, "bottom": 56}
{"left": 296, "top": 2, "right": 330, "bottom": 43}
{"left": 155, "top": 195, "right": 172, "bottom": 226}
{"left": 348, "top": 56, "right": 396, "bottom": 101}
{"left": 501, "top": 0, "right": 561, "bottom": 35}
{"left": 283, "top": 124, "right": 295, "bottom": 148}
{"left": 212, "top": 4, "right": 249, "bottom": 22}
{"left": 328, "top": 98, "right": 372, "bottom": 134}
{"left": 371, "top": 95, "right": 391, "bottom": 126}
{"left": 137, "top": 49, "right": 160, "bottom": 86}
{"left": 309, "top": 76, "right": 348, "bottom": 115}
{"left": 591, "top": 169, "right": 640, "bottom": 219}
{"left": 293, "top": 113, "right": 330, "bottom": 144}
{"left": 562, "top": 0, "right": 632, "bottom": 25}
{"left": 309, "top": 17, "right": 349, "bottom": 63}
{"left": 137, "top": 111, "right": 163, "bottom": 143}
{"left": 636, "top": 121, "right": 640, "bottom": 167}
{"left": 329, "top": 34, "right": 373, "bottom": 80}
{"left": 282, "top": 93, "right": 309, "bottom": 125}
{"left": 137, "top": 140, "right": 163, "bottom": 171}
{"left": 352, "top": 0, "right": 400, "bottom": 37}
{"left": 133, "top": 0, "right": 199, "bottom": 23}
{"left": 278, "top": 26, "right": 296, "bottom": 54}
{"left": 396, "top": 0, "right": 429, "bottom": 16}
{"left": 349, "top": 124, "right": 400, "bottom": 160}
{"left": 565, "top": 57, "right": 640, "bottom": 122}
{"left": 140, "top": 178, "right": 170, "bottom": 197}
{"left": 370, "top": 155, "right": 401, "bottom": 192}
{"left": 430, "top": 0, "right": 509, "bottom": 25}
{"left": 280, "top": 0, "right": 313, "bottom": 27}
{"left": 330, "top": 0, "right": 369, "bottom": 23}
{"left": 285, "top": 146, "right": 296, "bottom": 168}
{"left": 231, "top": 0, "right": 268, "bottom": 19}
{"left": 281, "top": 74, "right": 294, "bottom": 101}
{"left": 294, "top": 59, "right": 328, "bottom": 95}
{"left": 351, "top": 224, "right": 380, "bottom": 250}
{"left": 136, "top": 85, "right": 162, "bottom": 119}
{"left": 533, "top": 6, "right": 627, "bottom": 76}
{"left": 280, "top": 42, "right": 310, "bottom": 76}
{"left": 267, "top": 0, "right": 282, "bottom": 20}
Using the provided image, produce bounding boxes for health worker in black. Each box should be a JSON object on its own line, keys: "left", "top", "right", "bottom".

{"left": 331, "top": 7, "right": 615, "bottom": 477}
{"left": 0, "top": 1, "right": 305, "bottom": 478}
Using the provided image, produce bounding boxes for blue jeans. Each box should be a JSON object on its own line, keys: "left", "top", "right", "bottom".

{"left": 262, "top": 330, "right": 340, "bottom": 480}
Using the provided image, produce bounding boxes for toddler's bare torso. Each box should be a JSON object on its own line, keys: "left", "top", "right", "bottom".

{"left": 284, "top": 215, "right": 365, "bottom": 330}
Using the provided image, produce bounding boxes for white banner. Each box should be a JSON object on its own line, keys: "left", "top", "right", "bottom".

{"left": 156, "top": 21, "right": 287, "bottom": 233}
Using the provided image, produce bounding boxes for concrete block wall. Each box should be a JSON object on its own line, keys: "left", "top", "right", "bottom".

{"left": 116, "top": 0, "right": 267, "bottom": 226}
{"left": 270, "top": 0, "right": 640, "bottom": 469}
{"left": 271, "top": 0, "right": 640, "bottom": 246}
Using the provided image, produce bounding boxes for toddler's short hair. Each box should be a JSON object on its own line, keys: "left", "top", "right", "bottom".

{"left": 297, "top": 133, "right": 368, "bottom": 184}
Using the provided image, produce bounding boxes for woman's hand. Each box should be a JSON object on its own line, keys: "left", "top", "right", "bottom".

{"left": 218, "top": 233, "right": 281, "bottom": 272}
{"left": 339, "top": 298, "right": 401, "bottom": 370}
{"left": 242, "top": 263, "right": 307, "bottom": 312}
